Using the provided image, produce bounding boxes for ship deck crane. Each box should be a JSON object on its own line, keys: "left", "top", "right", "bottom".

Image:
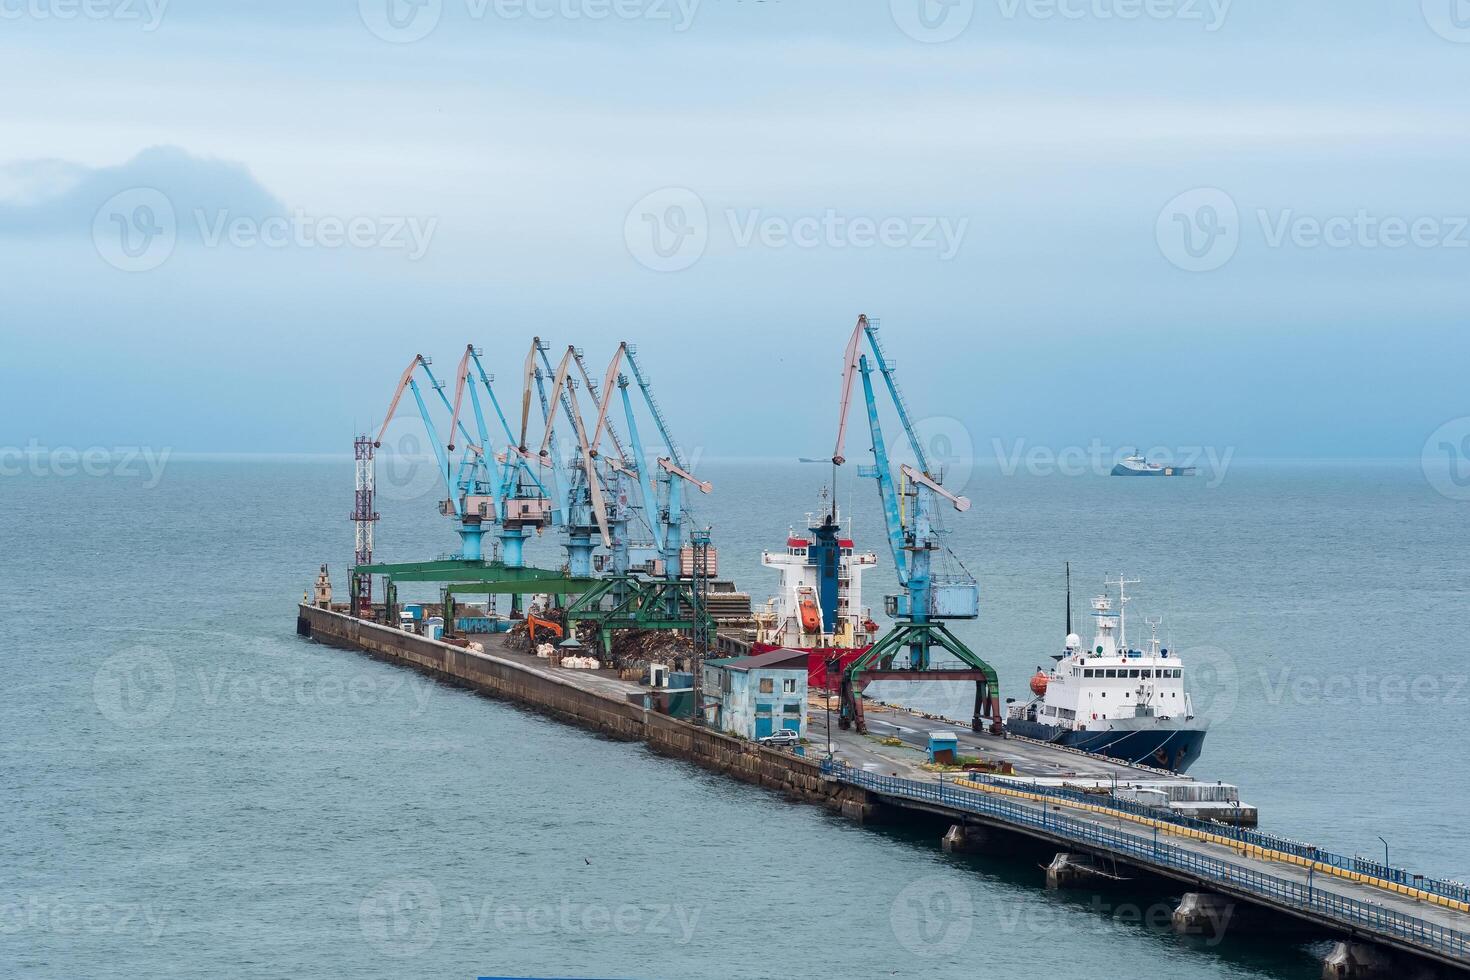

{"left": 831, "top": 315, "right": 1003, "bottom": 735}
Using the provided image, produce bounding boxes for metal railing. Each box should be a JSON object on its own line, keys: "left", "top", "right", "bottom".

{"left": 822, "top": 761, "right": 1470, "bottom": 963}
{"left": 919, "top": 763, "right": 1470, "bottom": 907}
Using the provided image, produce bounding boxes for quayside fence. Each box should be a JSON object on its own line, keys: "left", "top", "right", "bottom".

{"left": 821, "top": 760, "right": 1470, "bottom": 962}
{"left": 830, "top": 756, "right": 1470, "bottom": 906}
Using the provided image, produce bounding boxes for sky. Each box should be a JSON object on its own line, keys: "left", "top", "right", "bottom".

{"left": 1, "top": 0, "right": 1469, "bottom": 461}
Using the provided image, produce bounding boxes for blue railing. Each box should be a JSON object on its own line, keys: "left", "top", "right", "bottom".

{"left": 822, "top": 761, "right": 1470, "bottom": 963}
{"left": 921, "top": 764, "right": 1470, "bottom": 907}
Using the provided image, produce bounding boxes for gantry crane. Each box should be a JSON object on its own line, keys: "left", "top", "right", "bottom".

{"left": 831, "top": 315, "right": 1003, "bottom": 735}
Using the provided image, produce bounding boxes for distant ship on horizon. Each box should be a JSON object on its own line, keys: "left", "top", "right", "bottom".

{"left": 1112, "top": 452, "right": 1196, "bottom": 477}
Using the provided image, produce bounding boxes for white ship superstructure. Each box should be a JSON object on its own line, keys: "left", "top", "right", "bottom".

{"left": 1007, "top": 576, "right": 1207, "bottom": 772}
{"left": 754, "top": 503, "right": 878, "bottom": 650}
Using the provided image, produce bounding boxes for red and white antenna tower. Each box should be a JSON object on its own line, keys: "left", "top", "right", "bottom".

{"left": 352, "top": 435, "right": 380, "bottom": 614}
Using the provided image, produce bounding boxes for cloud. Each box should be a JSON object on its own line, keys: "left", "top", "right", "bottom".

{"left": 0, "top": 145, "right": 284, "bottom": 238}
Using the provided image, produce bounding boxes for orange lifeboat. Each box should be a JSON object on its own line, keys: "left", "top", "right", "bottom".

{"left": 799, "top": 597, "right": 821, "bottom": 633}
{"left": 1029, "top": 671, "right": 1049, "bottom": 696}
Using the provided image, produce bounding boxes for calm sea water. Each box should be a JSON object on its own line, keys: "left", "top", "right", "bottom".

{"left": 3, "top": 459, "right": 1467, "bottom": 979}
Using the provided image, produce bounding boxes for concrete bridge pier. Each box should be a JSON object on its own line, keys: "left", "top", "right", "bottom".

{"left": 1322, "top": 941, "right": 1438, "bottom": 980}
{"left": 834, "top": 787, "right": 895, "bottom": 825}
{"left": 1171, "top": 892, "right": 1238, "bottom": 940}
{"left": 941, "top": 823, "right": 999, "bottom": 854}
{"left": 1045, "top": 853, "right": 1111, "bottom": 889}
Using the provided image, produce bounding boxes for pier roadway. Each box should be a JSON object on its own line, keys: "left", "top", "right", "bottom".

{"left": 346, "top": 629, "right": 1470, "bottom": 974}
{"left": 806, "top": 708, "right": 1470, "bottom": 973}
{"left": 835, "top": 699, "right": 1190, "bottom": 781}
{"left": 465, "top": 641, "right": 1464, "bottom": 916}
{"left": 829, "top": 760, "right": 1470, "bottom": 972}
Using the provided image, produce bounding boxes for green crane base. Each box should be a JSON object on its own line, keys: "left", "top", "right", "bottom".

{"left": 839, "top": 620, "right": 1004, "bottom": 736}
{"left": 354, "top": 559, "right": 596, "bottom": 593}
{"left": 563, "top": 574, "right": 715, "bottom": 659}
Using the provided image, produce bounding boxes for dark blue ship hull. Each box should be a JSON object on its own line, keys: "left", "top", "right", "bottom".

{"left": 1006, "top": 719, "right": 1207, "bottom": 773}
{"left": 1110, "top": 463, "right": 1197, "bottom": 476}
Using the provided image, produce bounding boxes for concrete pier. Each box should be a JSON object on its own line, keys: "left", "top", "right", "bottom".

{"left": 296, "top": 604, "right": 1470, "bottom": 977}
{"left": 295, "top": 604, "right": 854, "bottom": 810}
{"left": 1171, "top": 892, "right": 1237, "bottom": 938}
{"left": 1045, "top": 853, "right": 1108, "bottom": 889}
{"left": 1321, "top": 941, "right": 1440, "bottom": 980}
{"left": 941, "top": 822, "right": 996, "bottom": 854}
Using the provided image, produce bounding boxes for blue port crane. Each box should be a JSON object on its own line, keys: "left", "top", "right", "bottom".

{"left": 529, "top": 341, "right": 615, "bottom": 579}
{"left": 831, "top": 314, "right": 1003, "bottom": 734}
{"left": 562, "top": 341, "right": 716, "bottom": 660}
{"left": 366, "top": 341, "right": 713, "bottom": 658}
{"left": 362, "top": 347, "right": 595, "bottom": 633}
{"left": 445, "top": 344, "right": 555, "bottom": 569}
{"left": 375, "top": 353, "right": 499, "bottom": 562}
{"left": 612, "top": 342, "right": 710, "bottom": 575}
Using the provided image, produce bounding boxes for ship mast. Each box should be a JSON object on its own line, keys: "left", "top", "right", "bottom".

{"left": 1065, "top": 561, "right": 1073, "bottom": 638}
{"left": 1107, "top": 575, "right": 1141, "bottom": 651}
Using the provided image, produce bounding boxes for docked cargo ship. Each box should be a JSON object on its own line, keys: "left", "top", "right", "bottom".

{"left": 751, "top": 499, "right": 878, "bottom": 689}
{"left": 1006, "top": 577, "right": 1207, "bottom": 773}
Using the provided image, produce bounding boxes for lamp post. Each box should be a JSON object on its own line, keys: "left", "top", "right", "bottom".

{"left": 1378, "top": 835, "right": 1390, "bottom": 870}
{"left": 825, "top": 654, "right": 839, "bottom": 761}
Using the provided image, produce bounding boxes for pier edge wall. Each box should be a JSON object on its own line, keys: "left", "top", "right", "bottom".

{"left": 297, "top": 604, "right": 868, "bottom": 813}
